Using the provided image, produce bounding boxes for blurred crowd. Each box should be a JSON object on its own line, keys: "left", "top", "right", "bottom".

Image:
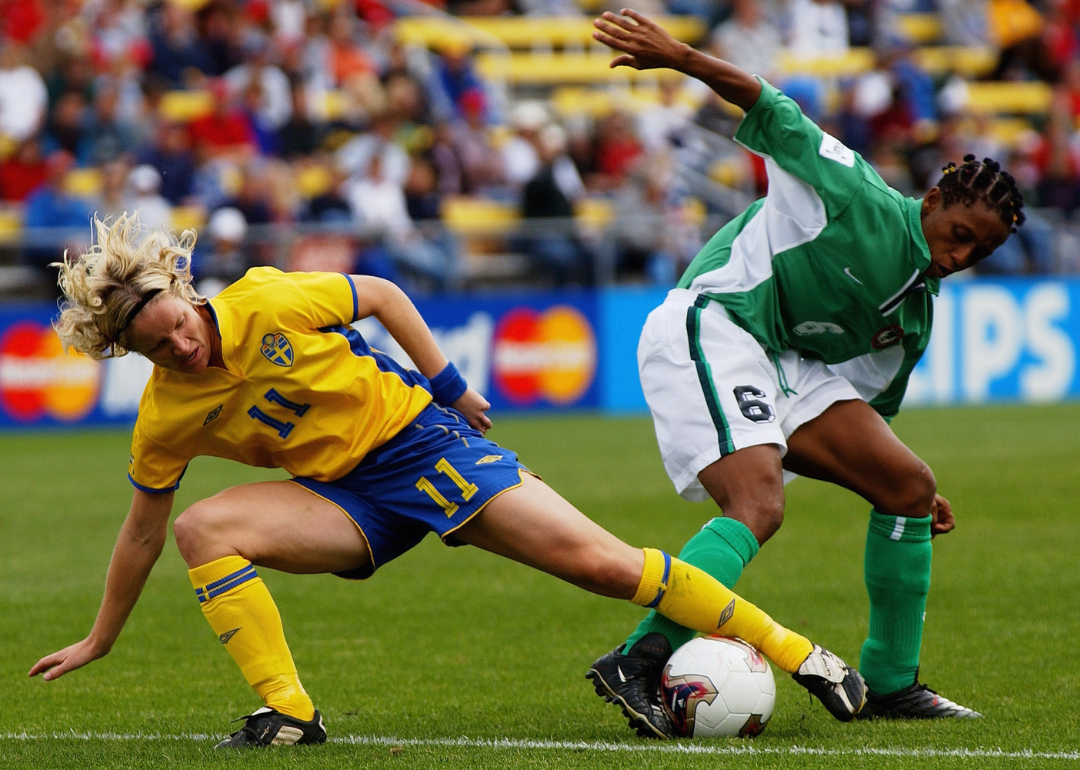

{"left": 0, "top": 0, "right": 1077, "bottom": 294}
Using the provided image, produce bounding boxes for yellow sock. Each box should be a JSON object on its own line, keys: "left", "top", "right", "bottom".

{"left": 188, "top": 555, "right": 315, "bottom": 721}
{"left": 631, "top": 548, "right": 814, "bottom": 673}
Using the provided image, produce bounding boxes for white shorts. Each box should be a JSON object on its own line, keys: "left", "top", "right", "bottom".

{"left": 639, "top": 289, "right": 862, "bottom": 502}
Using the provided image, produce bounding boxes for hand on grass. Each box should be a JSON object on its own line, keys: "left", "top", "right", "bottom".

{"left": 453, "top": 387, "right": 492, "bottom": 434}
{"left": 931, "top": 493, "right": 955, "bottom": 537}
{"left": 29, "top": 638, "right": 107, "bottom": 681}
{"left": 592, "top": 9, "right": 689, "bottom": 71}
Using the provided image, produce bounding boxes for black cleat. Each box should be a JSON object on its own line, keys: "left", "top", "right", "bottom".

{"left": 791, "top": 645, "right": 867, "bottom": 722}
{"left": 856, "top": 680, "right": 982, "bottom": 719}
{"left": 586, "top": 633, "right": 674, "bottom": 739}
{"left": 215, "top": 707, "right": 327, "bottom": 748}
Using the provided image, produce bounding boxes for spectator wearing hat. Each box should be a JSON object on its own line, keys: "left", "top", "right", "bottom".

{"left": 449, "top": 89, "right": 504, "bottom": 194}
{"left": 125, "top": 163, "right": 173, "bottom": 230}
{"left": 520, "top": 123, "right": 592, "bottom": 288}
{"left": 197, "top": 206, "right": 248, "bottom": 297}
{"left": 501, "top": 100, "right": 546, "bottom": 189}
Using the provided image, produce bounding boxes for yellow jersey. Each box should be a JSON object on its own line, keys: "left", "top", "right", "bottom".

{"left": 128, "top": 268, "right": 433, "bottom": 491}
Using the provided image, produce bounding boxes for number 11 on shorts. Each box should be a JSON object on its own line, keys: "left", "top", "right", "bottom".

{"left": 416, "top": 458, "right": 480, "bottom": 517}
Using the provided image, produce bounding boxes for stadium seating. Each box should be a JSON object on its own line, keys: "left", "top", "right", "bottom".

{"left": 395, "top": 15, "right": 706, "bottom": 52}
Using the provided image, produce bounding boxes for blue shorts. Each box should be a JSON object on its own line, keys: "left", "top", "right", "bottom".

{"left": 292, "top": 403, "right": 531, "bottom": 579}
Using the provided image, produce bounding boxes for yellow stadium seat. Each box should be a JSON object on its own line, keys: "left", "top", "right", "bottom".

{"left": 911, "top": 46, "right": 998, "bottom": 77}
{"left": 62, "top": 169, "right": 103, "bottom": 199}
{"left": 296, "top": 164, "right": 334, "bottom": 199}
{"left": 551, "top": 85, "right": 703, "bottom": 117}
{"left": 895, "top": 13, "right": 944, "bottom": 44}
{"left": 776, "top": 48, "right": 876, "bottom": 77}
{"left": 575, "top": 197, "right": 613, "bottom": 229}
{"left": 988, "top": 117, "right": 1037, "bottom": 146}
{"left": 319, "top": 90, "right": 350, "bottom": 122}
{"left": 475, "top": 52, "right": 685, "bottom": 85}
{"left": 395, "top": 15, "right": 705, "bottom": 51}
{"left": 159, "top": 90, "right": 213, "bottom": 123}
{"left": 964, "top": 81, "right": 1053, "bottom": 114}
{"left": 0, "top": 208, "right": 22, "bottom": 242}
{"left": 171, "top": 205, "right": 207, "bottom": 232}
{"left": 442, "top": 196, "right": 519, "bottom": 235}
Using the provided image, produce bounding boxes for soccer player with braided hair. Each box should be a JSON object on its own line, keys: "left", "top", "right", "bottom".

{"left": 585, "top": 9, "right": 1024, "bottom": 736}
{"left": 29, "top": 214, "right": 867, "bottom": 747}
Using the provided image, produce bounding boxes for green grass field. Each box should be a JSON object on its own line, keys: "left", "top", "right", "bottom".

{"left": 1, "top": 404, "right": 1079, "bottom": 769}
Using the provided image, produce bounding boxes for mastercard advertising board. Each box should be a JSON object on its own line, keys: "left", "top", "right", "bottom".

{"left": 0, "top": 306, "right": 151, "bottom": 429}
{"left": 0, "top": 291, "right": 601, "bottom": 428}
{"left": 361, "top": 292, "right": 601, "bottom": 412}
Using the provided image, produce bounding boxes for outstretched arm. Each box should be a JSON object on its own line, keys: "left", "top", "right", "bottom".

{"left": 30, "top": 489, "right": 174, "bottom": 680}
{"left": 351, "top": 275, "right": 492, "bottom": 433}
{"left": 592, "top": 9, "right": 762, "bottom": 112}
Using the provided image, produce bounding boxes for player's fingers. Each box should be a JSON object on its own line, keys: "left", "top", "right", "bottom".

{"left": 594, "top": 17, "right": 634, "bottom": 41}
{"left": 620, "top": 8, "right": 656, "bottom": 28}
{"left": 609, "top": 54, "right": 640, "bottom": 69}
{"left": 28, "top": 653, "right": 63, "bottom": 677}
{"left": 592, "top": 30, "right": 626, "bottom": 52}
{"left": 602, "top": 10, "right": 641, "bottom": 32}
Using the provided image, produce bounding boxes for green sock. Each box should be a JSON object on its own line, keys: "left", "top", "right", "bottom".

{"left": 860, "top": 510, "right": 932, "bottom": 695}
{"left": 624, "top": 517, "right": 759, "bottom": 652}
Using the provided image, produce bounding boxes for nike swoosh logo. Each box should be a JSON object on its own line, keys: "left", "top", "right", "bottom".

{"left": 844, "top": 267, "right": 863, "bottom": 285}
{"left": 618, "top": 666, "right": 627, "bottom": 683}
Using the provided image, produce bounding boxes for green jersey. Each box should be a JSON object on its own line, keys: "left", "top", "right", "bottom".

{"left": 678, "top": 79, "right": 940, "bottom": 420}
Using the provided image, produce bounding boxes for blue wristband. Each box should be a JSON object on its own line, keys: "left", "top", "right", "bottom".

{"left": 430, "top": 361, "right": 468, "bottom": 406}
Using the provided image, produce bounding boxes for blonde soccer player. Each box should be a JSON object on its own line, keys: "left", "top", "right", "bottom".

{"left": 30, "top": 215, "right": 865, "bottom": 745}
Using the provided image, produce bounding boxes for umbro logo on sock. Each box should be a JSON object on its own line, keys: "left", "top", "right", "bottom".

{"left": 717, "top": 599, "right": 735, "bottom": 628}
{"left": 219, "top": 627, "right": 241, "bottom": 644}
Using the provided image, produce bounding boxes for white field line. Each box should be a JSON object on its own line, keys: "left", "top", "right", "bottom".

{"left": 1, "top": 732, "right": 1078, "bottom": 760}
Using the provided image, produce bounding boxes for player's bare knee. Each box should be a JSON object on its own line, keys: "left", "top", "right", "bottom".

{"left": 891, "top": 462, "right": 937, "bottom": 519}
{"left": 173, "top": 499, "right": 225, "bottom": 564}
{"left": 728, "top": 496, "right": 785, "bottom": 544}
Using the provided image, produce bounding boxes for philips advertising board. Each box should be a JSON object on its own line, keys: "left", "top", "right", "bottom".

{"left": 904, "top": 278, "right": 1080, "bottom": 405}
{"left": 598, "top": 279, "right": 1080, "bottom": 412}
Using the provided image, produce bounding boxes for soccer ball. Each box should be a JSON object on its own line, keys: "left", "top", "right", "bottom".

{"left": 660, "top": 636, "right": 775, "bottom": 738}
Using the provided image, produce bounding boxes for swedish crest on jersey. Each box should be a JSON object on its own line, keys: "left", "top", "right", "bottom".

{"left": 261, "top": 333, "right": 294, "bottom": 367}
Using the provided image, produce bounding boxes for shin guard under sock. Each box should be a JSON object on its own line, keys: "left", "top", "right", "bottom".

{"left": 624, "top": 517, "right": 759, "bottom": 652}
{"left": 631, "top": 548, "right": 811, "bottom": 673}
{"left": 188, "top": 555, "right": 315, "bottom": 720}
{"left": 860, "top": 511, "right": 932, "bottom": 695}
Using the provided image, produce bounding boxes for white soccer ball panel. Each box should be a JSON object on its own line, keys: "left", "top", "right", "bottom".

{"left": 660, "top": 637, "right": 776, "bottom": 739}
{"left": 719, "top": 671, "right": 767, "bottom": 714}
{"left": 701, "top": 712, "right": 755, "bottom": 738}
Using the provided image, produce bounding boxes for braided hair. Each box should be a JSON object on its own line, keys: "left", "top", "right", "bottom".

{"left": 937, "top": 154, "right": 1026, "bottom": 233}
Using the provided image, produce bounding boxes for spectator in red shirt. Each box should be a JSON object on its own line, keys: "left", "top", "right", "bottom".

{"left": 594, "top": 109, "right": 643, "bottom": 188}
{"left": 188, "top": 78, "right": 257, "bottom": 160}
{"left": 0, "top": 136, "right": 48, "bottom": 202}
